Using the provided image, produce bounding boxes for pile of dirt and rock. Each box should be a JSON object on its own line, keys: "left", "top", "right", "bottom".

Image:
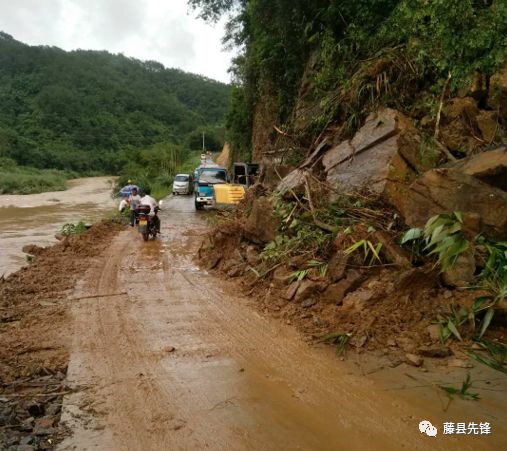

{"left": 199, "top": 101, "right": 507, "bottom": 370}
{"left": 0, "top": 220, "right": 124, "bottom": 450}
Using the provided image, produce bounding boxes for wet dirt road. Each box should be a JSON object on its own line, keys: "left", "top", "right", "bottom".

{"left": 0, "top": 177, "right": 116, "bottom": 276}
{"left": 58, "top": 195, "right": 504, "bottom": 451}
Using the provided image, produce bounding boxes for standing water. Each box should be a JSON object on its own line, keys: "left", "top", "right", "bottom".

{"left": 0, "top": 177, "right": 116, "bottom": 276}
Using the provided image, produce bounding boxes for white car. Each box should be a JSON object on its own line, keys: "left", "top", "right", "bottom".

{"left": 172, "top": 174, "right": 193, "bottom": 195}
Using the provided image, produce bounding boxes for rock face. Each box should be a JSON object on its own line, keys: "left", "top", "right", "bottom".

{"left": 243, "top": 196, "right": 277, "bottom": 244}
{"left": 322, "top": 109, "right": 423, "bottom": 204}
{"left": 400, "top": 149, "right": 507, "bottom": 239}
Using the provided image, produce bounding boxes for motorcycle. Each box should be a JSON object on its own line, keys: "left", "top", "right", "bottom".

{"left": 135, "top": 201, "right": 162, "bottom": 241}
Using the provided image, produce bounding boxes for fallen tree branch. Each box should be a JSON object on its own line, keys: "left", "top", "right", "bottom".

{"left": 434, "top": 71, "right": 452, "bottom": 141}
{"left": 304, "top": 173, "right": 336, "bottom": 233}
{"left": 433, "top": 138, "right": 457, "bottom": 162}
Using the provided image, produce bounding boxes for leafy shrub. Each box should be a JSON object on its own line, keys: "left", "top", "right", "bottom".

{"left": 61, "top": 221, "right": 87, "bottom": 236}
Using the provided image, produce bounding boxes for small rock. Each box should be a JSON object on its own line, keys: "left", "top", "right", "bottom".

{"left": 443, "top": 290, "right": 453, "bottom": 299}
{"left": 442, "top": 252, "right": 476, "bottom": 287}
{"left": 353, "top": 335, "right": 368, "bottom": 348}
{"left": 227, "top": 265, "right": 244, "bottom": 278}
{"left": 272, "top": 266, "right": 291, "bottom": 287}
{"left": 405, "top": 353, "right": 423, "bottom": 367}
{"left": 324, "top": 270, "right": 364, "bottom": 305}
{"left": 245, "top": 246, "right": 260, "bottom": 266}
{"left": 327, "top": 251, "right": 348, "bottom": 282}
{"left": 395, "top": 336, "right": 417, "bottom": 353}
{"left": 418, "top": 345, "right": 452, "bottom": 358}
{"left": 342, "top": 289, "right": 374, "bottom": 313}
{"left": 426, "top": 324, "right": 441, "bottom": 342}
{"left": 285, "top": 281, "right": 300, "bottom": 300}
{"left": 164, "top": 346, "right": 176, "bottom": 353}
{"left": 374, "top": 230, "right": 411, "bottom": 267}
{"left": 294, "top": 280, "right": 319, "bottom": 302}
{"left": 302, "top": 298, "right": 317, "bottom": 308}
{"left": 448, "top": 358, "right": 474, "bottom": 369}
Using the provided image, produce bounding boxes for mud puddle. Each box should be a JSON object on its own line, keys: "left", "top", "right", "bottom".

{"left": 0, "top": 177, "right": 116, "bottom": 276}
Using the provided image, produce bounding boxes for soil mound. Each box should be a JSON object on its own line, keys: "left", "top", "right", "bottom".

{"left": 0, "top": 219, "right": 124, "bottom": 449}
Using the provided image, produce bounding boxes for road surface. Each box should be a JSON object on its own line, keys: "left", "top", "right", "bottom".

{"left": 57, "top": 195, "right": 503, "bottom": 450}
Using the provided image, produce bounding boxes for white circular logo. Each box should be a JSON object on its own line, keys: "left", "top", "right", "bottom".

{"left": 419, "top": 420, "right": 438, "bottom": 437}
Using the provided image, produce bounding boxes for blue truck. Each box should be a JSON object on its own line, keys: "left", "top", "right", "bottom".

{"left": 194, "top": 164, "right": 228, "bottom": 210}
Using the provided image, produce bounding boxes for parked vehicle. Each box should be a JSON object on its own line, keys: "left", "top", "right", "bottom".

{"left": 135, "top": 203, "right": 161, "bottom": 241}
{"left": 194, "top": 165, "right": 227, "bottom": 210}
{"left": 172, "top": 173, "right": 193, "bottom": 195}
{"left": 232, "top": 163, "right": 259, "bottom": 187}
{"left": 212, "top": 162, "right": 259, "bottom": 207}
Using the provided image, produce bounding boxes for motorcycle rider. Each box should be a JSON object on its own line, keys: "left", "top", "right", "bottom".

{"left": 139, "top": 187, "right": 161, "bottom": 233}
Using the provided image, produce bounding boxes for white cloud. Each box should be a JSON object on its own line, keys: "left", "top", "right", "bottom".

{"left": 0, "top": 0, "right": 233, "bottom": 82}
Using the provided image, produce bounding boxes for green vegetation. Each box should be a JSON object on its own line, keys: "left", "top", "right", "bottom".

{"left": 61, "top": 221, "right": 88, "bottom": 236}
{"left": 317, "top": 331, "right": 351, "bottom": 356}
{"left": 440, "top": 374, "right": 479, "bottom": 402}
{"left": 0, "top": 157, "right": 74, "bottom": 194}
{"left": 189, "top": 0, "right": 507, "bottom": 161}
{"left": 0, "top": 32, "right": 230, "bottom": 193}
{"left": 469, "top": 339, "right": 507, "bottom": 374}
{"left": 345, "top": 239, "right": 383, "bottom": 265}
{"left": 402, "top": 213, "right": 507, "bottom": 347}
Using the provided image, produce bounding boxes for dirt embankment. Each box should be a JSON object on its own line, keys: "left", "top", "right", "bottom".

{"left": 0, "top": 220, "right": 124, "bottom": 450}
{"left": 198, "top": 200, "right": 506, "bottom": 370}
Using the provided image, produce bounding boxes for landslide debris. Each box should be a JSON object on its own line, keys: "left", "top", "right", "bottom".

{"left": 0, "top": 220, "right": 124, "bottom": 450}
{"left": 198, "top": 99, "right": 507, "bottom": 371}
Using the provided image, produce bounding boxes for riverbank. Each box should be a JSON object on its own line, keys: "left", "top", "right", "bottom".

{"left": 0, "top": 159, "right": 77, "bottom": 195}
{"left": 0, "top": 220, "right": 126, "bottom": 450}
{"left": 0, "top": 177, "right": 116, "bottom": 276}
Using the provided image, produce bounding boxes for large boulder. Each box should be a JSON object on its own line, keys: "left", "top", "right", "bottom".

{"left": 400, "top": 149, "right": 507, "bottom": 239}
{"left": 322, "top": 109, "right": 424, "bottom": 204}
{"left": 243, "top": 196, "right": 278, "bottom": 244}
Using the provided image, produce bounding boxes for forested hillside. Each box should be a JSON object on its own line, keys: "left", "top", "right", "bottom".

{"left": 190, "top": 0, "right": 506, "bottom": 162}
{"left": 0, "top": 31, "right": 230, "bottom": 176}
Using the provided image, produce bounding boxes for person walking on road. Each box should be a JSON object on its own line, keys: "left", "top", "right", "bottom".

{"left": 127, "top": 187, "right": 141, "bottom": 227}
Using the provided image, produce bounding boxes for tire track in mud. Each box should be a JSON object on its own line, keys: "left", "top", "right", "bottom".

{"left": 57, "top": 196, "right": 498, "bottom": 451}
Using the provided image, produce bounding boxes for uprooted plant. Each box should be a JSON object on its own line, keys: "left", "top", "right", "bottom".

{"left": 468, "top": 339, "right": 507, "bottom": 374}
{"left": 401, "top": 212, "right": 470, "bottom": 273}
{"left": 317, "top": 332, "right": 352, "bottom": 356}
{"left": 440, "top": 374, "right": 480, "bottom": 411}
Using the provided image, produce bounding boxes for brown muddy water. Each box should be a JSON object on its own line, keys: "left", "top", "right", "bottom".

{"left": 0, "top": 177, "right": 116, "bottom": 276}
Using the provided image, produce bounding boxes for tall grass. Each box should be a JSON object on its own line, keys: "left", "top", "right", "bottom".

{"left": 0, "top": 158, "right": 75, "bottom": 194}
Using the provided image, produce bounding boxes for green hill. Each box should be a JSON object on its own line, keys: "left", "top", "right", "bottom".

{"left": 0, "top": 32, "right": 230, "bottom": 175}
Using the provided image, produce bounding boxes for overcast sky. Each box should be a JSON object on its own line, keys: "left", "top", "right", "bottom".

{"left": 0, "top": 0, "right": 233, "bottom": 83}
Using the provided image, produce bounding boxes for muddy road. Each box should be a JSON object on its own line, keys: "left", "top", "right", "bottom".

{"left": 0, "top": 177, "right": 115, "bottom": 276}
{"left": 57, "top": 195, "right": 504, "bottom": 451}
